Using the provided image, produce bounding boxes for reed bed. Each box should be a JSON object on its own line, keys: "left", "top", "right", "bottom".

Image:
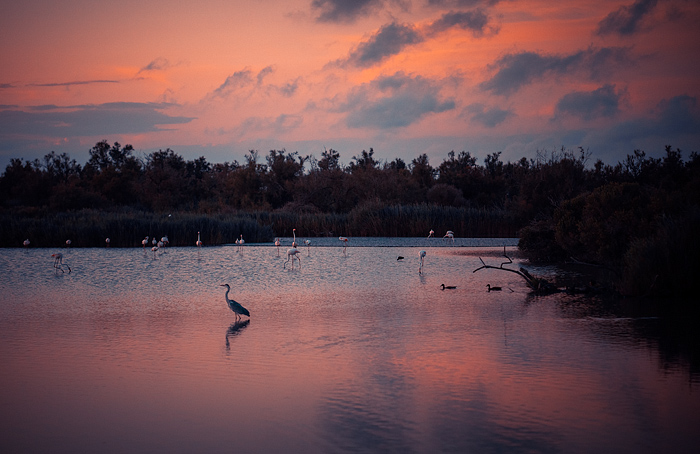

{"left": 1, "top": 203, "right": 520, "bottom": 248}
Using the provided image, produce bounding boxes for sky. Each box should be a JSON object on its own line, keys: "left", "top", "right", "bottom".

{"left": 1, "top": 0, "right": 699, "bottom": 170}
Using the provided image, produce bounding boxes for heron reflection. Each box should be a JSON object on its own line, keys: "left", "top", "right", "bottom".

{"left": 225, "top": 319, "right": 250, "bottom": 350}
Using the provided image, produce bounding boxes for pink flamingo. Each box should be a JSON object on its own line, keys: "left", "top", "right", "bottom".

{"left": 284, "top": 247, "right": 301, "bottom": 269}
{"left": 339, "top": 236, "right": 348, "bottom": 254}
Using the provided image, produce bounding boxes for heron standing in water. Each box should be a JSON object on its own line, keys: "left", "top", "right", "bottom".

{"left": 220, "top": 284, "right": 250, "bottom": 321}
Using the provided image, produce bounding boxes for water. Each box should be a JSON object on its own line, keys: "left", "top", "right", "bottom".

{"left": 1, "top": 241, "right": 698, "bottom": 453}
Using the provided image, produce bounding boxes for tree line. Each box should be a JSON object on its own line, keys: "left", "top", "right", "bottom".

{"left": 1, "top": 140, "right": 699, "bottom": 298}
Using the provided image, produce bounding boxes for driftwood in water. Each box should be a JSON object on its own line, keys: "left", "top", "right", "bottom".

{"left": 473, "top": 246, "right": 558, "bottom": 294}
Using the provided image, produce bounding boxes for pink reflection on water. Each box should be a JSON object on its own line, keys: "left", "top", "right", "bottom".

{"left": 0, "top": 246, "right": 699, "bottom": 453}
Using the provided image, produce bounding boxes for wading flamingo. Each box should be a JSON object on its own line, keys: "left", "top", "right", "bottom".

{"left": 142, "top": 237, "right": 149, "bottom": 249}
{"left": 51, "top": 252, "right": 71, "bottom": 273}
{"left": 419, "top": 250, "right": 426, "bottom": 274}
{"left": 23, "top": 239, "right": 30, "bottom": 247}
{"left": 428, "top": 229, "right": 434, "bottom": 238}
{"left": 292, "top": 229, "right": 297, "bottom": 247}
{"left": 196, "top": 231, "right": 203, "bottom": 247}
{"left": 274, "top": 238, "right": 281, "bottom": 256}
{"left": 65, "top": 239, "right": 71, "bottom": 247}
{"left": 105, "top": 238, "right": 110, "bottom": 247}
{"left": 339, "top": 236, "right": 348, "bottom": 254}
{"left": 151, "top": 246, "right": 158, "bottom": 259}
{"left": 304, "top": 239, "right": 311, "bottom": 256}
{"left": 284, "top": 247, "right": 301, "bottom": 269}
{"left": 443, "top": 230, "right": 454, "bottom": 243}
{"left": 220, "top": 284, "right": 250, "bottom": 321}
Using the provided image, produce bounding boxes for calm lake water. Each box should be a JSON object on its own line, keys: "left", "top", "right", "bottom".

{"left": 1, "top": 238, "right": 698, "bottom": 453}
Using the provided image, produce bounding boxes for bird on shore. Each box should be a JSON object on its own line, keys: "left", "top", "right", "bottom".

{"left": 441, "top": 284, "right": 456, "bottom": 290}
{"left": 487, "top": 284, "right": 502, "bottom": 292}
{"left": 220, "top": 284, "right": 250, "bottom": 321}
{"left": 284, "top": 247, "right": 301, "bottom": 269}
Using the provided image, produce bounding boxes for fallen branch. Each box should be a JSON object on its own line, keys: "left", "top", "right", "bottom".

{"left": 473, "top": 246, "right": 558, "bottom": 294}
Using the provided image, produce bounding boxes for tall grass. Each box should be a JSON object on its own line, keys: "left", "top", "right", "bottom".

{"left": 1, "top": 203, "right": 520, "bottom": 248}
{"left": 0, "top": 209, "right": 274, "bottom": 248}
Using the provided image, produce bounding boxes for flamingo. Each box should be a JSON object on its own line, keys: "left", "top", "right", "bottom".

{"left": 220, "top": 284, "right": 250, "bottom": 321}
{"left": 284, "top": 247, "right": 301, "bottom": 269}
{"left": 419, "top": 250, "right": 426, "bottom": 274}
{"left": 304, "top": 239, "right": 311, "bottom": 256}
{"left": 237, "top": 234, "right": 245, "bottom": 252}
{"left": 142, "top": 236, "right": 149, "bottom": 248}
{"left": 65, "top": 239, "right": 71, "bottom": 247}
{"left": 339, "top": 236, "right": 348, "bottom": 254}
{"left": 23, "top": 239, "right": 30, "bottom": 247}
{"left": 105, "top": 238, "right": 110, "bottom": 247}
{"left": 274, "top": 238, "right": 281, "bottom": 256}
{"left": 196, "top": 231, "right": 203, "bottom": 247}
{"left": 487, "top": 284, "right": 502, "bottom": 292}
{"left": 428, "top": 229, "right": 434, "bottom": 238}
{"left": 51, "top": 253, "right": 71, "bottom": 273}
{"left": 152, "top": 237, "right": 157, "bottom": 246}
{"left": 151, "top": 246, "right": 158, "bottom": 259}
{"left": 443, "top": 230, "right": 455, "bottom": 243}
{"left": 441, "top": 284, "right": 457, "bottom": 290}
{"left": 161, "top": 236, "right": 169, "bottom": 246}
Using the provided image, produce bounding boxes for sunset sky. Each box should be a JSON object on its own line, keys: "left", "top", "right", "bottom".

{"left": 1, "top": 0, "right": 699, "bottom": 169}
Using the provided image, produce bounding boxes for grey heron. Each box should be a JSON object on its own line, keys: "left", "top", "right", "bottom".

{"left": 220, "top": 284, "right": 250, "bottom": 321}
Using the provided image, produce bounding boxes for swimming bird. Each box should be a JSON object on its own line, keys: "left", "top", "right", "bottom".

{"left": 220, "top": 284, "right": 250, "bottom": 321}
{"left": 284, "top": 247, "right": 301, "bottom": 269}
{"left": 419, "top": 250, "right": 426, "bottom": 274}
{"left": 397, "top": 256, "right": 404, "bottom": 261}
{"left": 487, "top": 284, "right": 502, "bottom": 292}
{"left": 441, "top": 284, "right": 456, "bottom": 290}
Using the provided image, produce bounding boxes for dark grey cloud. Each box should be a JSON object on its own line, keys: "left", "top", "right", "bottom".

{"left": 312, "top": 0, "right": 383, "bottom": 23}
{"left": 596, "top": 0, "right": 658, "bottom": 36}
{"left": 347, "top": 22, "right": 423, "bottom": 68}
{"left": 427, "top": 0, "right": 501, "bottom": 7}
{"left": 554, "top": 84, "right": 623, "bottom": 121}
{"left": 341, "top": 72, "right": 455, "bottom": 129}
{"left": 480, "top": 47, "right": 633, "bottom": 96}
{"left": 138, "top": 57, "right": 171, "bottom": 73}
{"left": 466, "top": 103, "right": 514, "bottom": 127}
{"left": 428, "top": 9, "right": 491, "bottom": 36}
{"left": 1, "top": 83, "right": 15, "bottom": 89}
{"left": 213, "top": 70, "right": 255, "bottom": 97}
{"left": 0, "top": 102, "right": 194, "bottom": 137}
{"left": 28, "top": 80, "right": 119, "bottom": 87}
